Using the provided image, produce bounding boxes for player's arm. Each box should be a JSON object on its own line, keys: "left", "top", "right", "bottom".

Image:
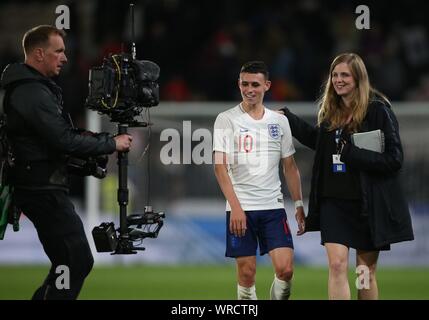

{"left": 282, "top": 155, "right": 306, "bottom": 235}
{"left": 214, "top": 151, "right": 247, "bottom": 237}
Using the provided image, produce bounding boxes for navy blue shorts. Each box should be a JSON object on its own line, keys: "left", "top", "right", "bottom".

{"left": 225, "top": 208, "right": 294, "bottom": 257}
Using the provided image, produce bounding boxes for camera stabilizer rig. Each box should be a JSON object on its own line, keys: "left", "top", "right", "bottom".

{"left": 88, "top": 3, "right": 164, "bottom": 254}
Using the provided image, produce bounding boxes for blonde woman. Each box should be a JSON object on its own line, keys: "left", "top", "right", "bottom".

{"left": 280, "top": 53, "right": 414, "bottom": 299}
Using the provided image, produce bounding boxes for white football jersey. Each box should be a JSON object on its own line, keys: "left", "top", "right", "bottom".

{"left": 213, "top": 104, "right": 295, "bottom": 211}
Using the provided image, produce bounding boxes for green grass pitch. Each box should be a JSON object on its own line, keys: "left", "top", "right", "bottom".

{"left": 0, "top": 265, "right": 428, "bottom": 300}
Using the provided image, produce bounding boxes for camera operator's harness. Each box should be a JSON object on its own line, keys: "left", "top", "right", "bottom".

{"left": 0, "top": 81, "right": 22, "bottom": 239}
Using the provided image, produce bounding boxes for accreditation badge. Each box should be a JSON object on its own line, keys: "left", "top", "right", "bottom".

{"left": 332, "top": 154, "right": 346, "bottom": 173}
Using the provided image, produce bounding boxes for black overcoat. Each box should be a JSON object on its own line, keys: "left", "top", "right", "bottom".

{"left": 282, "top": 98, "right": 414, "bottom": 248}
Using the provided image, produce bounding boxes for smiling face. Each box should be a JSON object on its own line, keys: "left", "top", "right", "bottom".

{"left": 39, "top": 34, "right": 67, "bottom": 77}
{"left": 238, "top": 72, "right": 271, "bottom": 107}
{"left": 331, "top": 62, "right": 356, "bottom": 99}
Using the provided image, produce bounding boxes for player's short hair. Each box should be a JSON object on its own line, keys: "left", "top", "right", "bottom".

{"left": 240, "top": 61, "right": 269, "bottom": 79}
{"left": 22, "top": 25, "right": 66, "bottom": 55}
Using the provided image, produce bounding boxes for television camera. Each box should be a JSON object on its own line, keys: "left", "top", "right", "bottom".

{"left": 85, "top": 53, "right": 160, "bottom": 125}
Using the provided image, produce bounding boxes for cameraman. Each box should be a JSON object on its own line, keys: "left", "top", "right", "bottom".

{"left": 0, "top": 25, "right": 132, "bottom": 300}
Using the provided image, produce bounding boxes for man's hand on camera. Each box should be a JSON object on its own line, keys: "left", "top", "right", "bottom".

{"left": 114, "top": 134, "right": 133, "bottom": 152}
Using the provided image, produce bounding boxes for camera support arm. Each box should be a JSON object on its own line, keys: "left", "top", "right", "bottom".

{"left": 117, "top": 124, "right": 131, "bottom": 247}
{"left": 114, "top": 123, "right": 139, "bottom": 254}
{"left": 91, "top": 122, "right": 165, "bottom": 254}
{"left": 111, "top": 123, "right": 164, "bottom": 254}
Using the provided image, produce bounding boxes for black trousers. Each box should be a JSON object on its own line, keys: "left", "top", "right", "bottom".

{"left": 14, "top": 189, "right": 94, "bottom": 300}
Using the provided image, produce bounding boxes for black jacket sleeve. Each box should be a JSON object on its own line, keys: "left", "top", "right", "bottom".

{"left": 13, "top": 83, "right": 116, "bottom": 157}
{"left": 340, "top": 103, "right": 403, "bottom": 175}
{"left": 281, "top": 107, "right": 318, "bottom": 150}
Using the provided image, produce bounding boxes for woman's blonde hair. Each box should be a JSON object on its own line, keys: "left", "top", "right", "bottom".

{"left": 317, "top": 53, "right": 387, "bottom": 132}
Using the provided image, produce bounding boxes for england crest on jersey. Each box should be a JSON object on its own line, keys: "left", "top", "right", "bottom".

{"left": 268, "top": 124, "right": 280, "bottom": 139}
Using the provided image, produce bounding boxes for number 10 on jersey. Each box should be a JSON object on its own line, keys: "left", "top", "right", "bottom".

{"left": 239, "top": 134, "right": 254, "bottom": 153}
